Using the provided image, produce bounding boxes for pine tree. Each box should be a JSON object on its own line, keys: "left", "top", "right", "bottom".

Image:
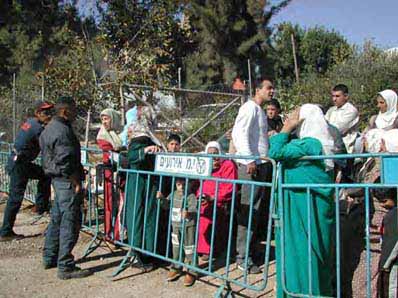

{"left": 183, "top": 0, "right": 292, "bottom": 89}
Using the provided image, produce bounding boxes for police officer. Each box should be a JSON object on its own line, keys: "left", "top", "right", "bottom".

{"left": 40, "top": 96, "right": 92, "bottom": 279}
{"left": 0, "top": 101, "right": 53, "bottom": 242}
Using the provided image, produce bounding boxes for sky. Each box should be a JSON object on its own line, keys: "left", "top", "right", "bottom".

{"left": 270, "top": 0, "right": 397, "bottom": 49}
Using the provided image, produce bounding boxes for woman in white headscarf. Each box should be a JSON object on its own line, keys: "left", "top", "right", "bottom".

{"left": 298, "top": 104, "right": 335, "bottom": 171}
{"left": 367, "top": 89, "right": 398, "bottom": 131}
{"left": 196, "top": 141, "right": 237, "bottom": 259}
{"left": 96, "top": 108, "right": 123, "bottom": 241}
{"left": 268, "top": 105, "right": 335, "bottom": 298}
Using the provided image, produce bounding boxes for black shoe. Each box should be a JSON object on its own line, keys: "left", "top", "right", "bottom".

{"left": 43, "top": 261, "right": 57, "bottom": 270}
{"left": 57, "top": 266, "right": 92, "bottom": 280}
{"left": 0, "top": 231, "right": 24, "bottom": 242}
{"left": 237, "top": 263, "right": 261, "bottom": 274}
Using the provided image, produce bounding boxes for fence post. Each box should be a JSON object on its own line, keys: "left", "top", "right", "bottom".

{"left": 12, "top": 73, "right": 16, "bottom": 142}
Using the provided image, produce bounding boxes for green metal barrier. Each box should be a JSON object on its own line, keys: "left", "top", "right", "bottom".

{"left": 101, "top": 152, "right": 278, "bottom": 297}
{"left": 277, "top": 153, "right": 398, "bottom": 298}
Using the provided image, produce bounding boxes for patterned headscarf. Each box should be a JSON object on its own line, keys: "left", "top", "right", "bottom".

{"left": 96, "top": 108, "right": 122, "bottom": 149}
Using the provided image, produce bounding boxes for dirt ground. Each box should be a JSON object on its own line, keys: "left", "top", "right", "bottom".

{"left": 0, "top": 194, "right": 276, "bottom": 298}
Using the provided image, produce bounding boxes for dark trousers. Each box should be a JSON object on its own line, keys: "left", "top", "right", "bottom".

{"left": 236, "top": 162, "right": 272, "bottom": 264}
{"left": 43, "top": 179, "right": 82, "bottom": 271}
{"left": 0, "top": 160, "right": 51, "bottom": 236}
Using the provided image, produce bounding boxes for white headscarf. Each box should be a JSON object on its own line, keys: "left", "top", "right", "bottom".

{"left": 298, "top": 104, "right": 335, "bottom": 170}
{"left": 205, "top": 141, "right": 222, "bottom": 154}
{"left": 382, "top": 129, "right": 398, "bottom": 152}
{"left": 375, "top": 89, "right": 398, "bottom": 129}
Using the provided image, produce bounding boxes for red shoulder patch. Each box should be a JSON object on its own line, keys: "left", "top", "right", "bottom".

{"left": 21, "top": 122, "right": 31, "bottom": 131}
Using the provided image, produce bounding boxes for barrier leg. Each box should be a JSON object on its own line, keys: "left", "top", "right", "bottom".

{"left": 214, "top": 281, "right": 233, "bottom": 298}
{"left": 111, "top": 248, "right": 149, "bottom": 278}
{"left": 81, "top": 233, "right": 104, "bottom": 259}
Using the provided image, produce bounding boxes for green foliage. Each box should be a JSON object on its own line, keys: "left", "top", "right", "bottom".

{"left": 277, "top": 42, "right": 398, "bottom": 129}
{"left": 272, "top": 22, "right": 352, "bottom": 86}
{"left": 184, "top": 0, "right": 293, "bottom": 89}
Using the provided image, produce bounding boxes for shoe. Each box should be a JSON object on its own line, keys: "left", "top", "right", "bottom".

{"left": 0, "top": 231, "right": 24, "bottom": 242}
{"left": 57, "top": 266, "right": 92, "bottom": 280}
{"left": 237, "top": 263, "right": 261, "bottom": 274}
{"left": 166, "top": 269, "right": 182, "bottom": 282}
{"left": 43, "top": 261, "right": 57, "bottom": 270}
{"left": 183, "top": 273, "right": 196, "bottom": 287}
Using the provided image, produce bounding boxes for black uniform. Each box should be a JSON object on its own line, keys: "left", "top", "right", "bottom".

{"left": 40, "top": 116, "right": 84, "bottom": 271}
{"left": 0, "top": 118, "right": 51, "bottom": 237}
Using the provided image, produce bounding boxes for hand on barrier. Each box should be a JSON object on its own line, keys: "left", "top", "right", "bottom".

{"left": 144, "top": 145, "right": 160, "bottom": 154}
{"left": 246, "top": 161, "right": 257, "bottom": 175}
{"left": 156, "top": 191, "right": 164, "bottom": 199}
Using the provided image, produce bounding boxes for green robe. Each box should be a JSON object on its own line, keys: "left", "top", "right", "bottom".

{"left": 125, "top": 137, "right": 158, "bottom": 253}
{"left": 269, "top": 133, "right": 335, "bottom": 298}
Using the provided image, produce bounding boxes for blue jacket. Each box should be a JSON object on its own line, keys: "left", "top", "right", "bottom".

{"left": 13, "top": 117, "right": 44, "bottom": 163}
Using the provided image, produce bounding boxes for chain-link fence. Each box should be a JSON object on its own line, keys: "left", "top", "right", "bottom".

{"left": 0, "top": 76, "right": 247, "bottom": 153}
{"left": 122, "top": 83, "right": 246, "bottom": 152}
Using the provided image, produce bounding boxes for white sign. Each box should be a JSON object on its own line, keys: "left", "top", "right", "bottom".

{"left": 81, "top": 150, "right": 88, "bottom": 165}
{"left": 155, "top": 154, "right": 212, "bottom": 177}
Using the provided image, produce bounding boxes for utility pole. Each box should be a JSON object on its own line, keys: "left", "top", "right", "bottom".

{"left": 12, "top": 73, "right": 16, "bottom": 142}
{"left": 291, "top": 33, "right": 300, "bottom": 83}
{"left": 247, "top": 59, "right": 252, "bottom": 98}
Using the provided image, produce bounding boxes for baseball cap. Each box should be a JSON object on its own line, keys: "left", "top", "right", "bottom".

{"left": 34, "top": 100, "right": 54, "bottom": 112}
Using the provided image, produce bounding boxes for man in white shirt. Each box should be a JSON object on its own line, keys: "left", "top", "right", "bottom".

{"left": 325, "top": 84, "right": 359, "bottom": 154}
{"left": 232, "top": 79, "right": 273, "bottom": 274}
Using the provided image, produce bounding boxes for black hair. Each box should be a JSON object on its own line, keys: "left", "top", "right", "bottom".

{"left": 254, "top": 78, "right": 273, "bottom": 90}
{"left": 55, "top": 96, "right": 76, "bottom": 113}
{"left": 332, "top": 84, "right": 349, "bottom": 95}
{"left": 167, "top": 133, "right": 181, "bottom": 144}
{"left": 267, "top": 98, "right": 281, "bottom": 112}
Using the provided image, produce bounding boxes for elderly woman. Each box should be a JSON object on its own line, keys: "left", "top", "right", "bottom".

{"left": 269, "top": 104, "right": 335, "bottom": 298}
{"left": 367, "top": 89, "right": 398, "bottom": 131}
{"left": 197, "top": 141, "right": 237, "bottom": 260}
{"left": 96, "top": 108, "right": 123, "bottom": 241}
{"left": 124, "top": 121, "right": 161, "bottom": 267}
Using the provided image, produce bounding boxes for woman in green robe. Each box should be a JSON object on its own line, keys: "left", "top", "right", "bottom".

{"left": 269, "top": 104, "right": 335, "bottom": 298}
{"left": 125, "top": 121, "right": 161, "bottom": 265}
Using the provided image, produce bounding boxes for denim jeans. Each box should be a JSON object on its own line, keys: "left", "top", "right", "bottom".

{"left": 43, "top": 178, "right": 83, "bottom": 271}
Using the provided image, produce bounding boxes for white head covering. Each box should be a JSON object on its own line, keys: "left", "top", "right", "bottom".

{"left": 382, "top": 129, "right": 398, "bottom": 152}
{"left": 375, "top": 89, "right": 398, "bottom": 129}
{"left": 205, "top": 141, "right": 222, "bottom": 154}
{"left": 364, "top": 128, "right": 384, "bottom": 153}
{"left": 298, "top": 104, "right": 335, "bottom": 170}
{"left": 96, "top": 108, "right": 122, "bottom": 149}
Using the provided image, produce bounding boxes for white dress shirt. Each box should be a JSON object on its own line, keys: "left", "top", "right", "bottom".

{"left": 232, "top": 99, "right": 268, "bottom": 164}
{"left": 325, "top": 102, "right": 359, "bottom": 153}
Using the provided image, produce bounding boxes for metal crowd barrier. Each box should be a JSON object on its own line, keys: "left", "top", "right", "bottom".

{"left": 277, "top": 153, "right": 398, "bottom": 298}
{"left": 1, "top": 141, "right": 397, "bottom": 298}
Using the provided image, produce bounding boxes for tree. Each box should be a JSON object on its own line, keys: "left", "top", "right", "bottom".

{"left": 183, "top": 0, "right": 293, "bottom": 89}
{"left": 99, "top": 0, "right": 193, "bottom": 86}
{"left": 272, "top": 22, "right": 352, "bottom": 87}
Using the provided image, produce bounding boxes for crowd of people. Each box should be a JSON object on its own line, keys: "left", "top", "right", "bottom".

{"left": 0, "top": 80, "right": 397, "bottom": 297}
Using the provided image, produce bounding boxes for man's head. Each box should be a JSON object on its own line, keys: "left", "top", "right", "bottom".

{"left": 254, "top": 79, "right": 274, "bottom": 105}
{"left": 167, "top": 133, "right": 181, "bottom": 152}
{"left": 33, "top": 100, "right": 54, "bottom": 124}
{"left": 55, "top": 96, "right": 77, "bottom": 122}
{"left": 266, "top": 99, "right": 281, "bottom": 119}
{"left": 332, "top": 84, "right": 349, "bottom": 108}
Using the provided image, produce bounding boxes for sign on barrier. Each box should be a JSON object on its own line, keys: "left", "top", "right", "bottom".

{"left": 155, "top": 153, "right": 212, "bottom": 177}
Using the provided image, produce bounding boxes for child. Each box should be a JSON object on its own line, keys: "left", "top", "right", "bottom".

{"left": 156, "top": 178, "right": 198, "bottom": 287}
